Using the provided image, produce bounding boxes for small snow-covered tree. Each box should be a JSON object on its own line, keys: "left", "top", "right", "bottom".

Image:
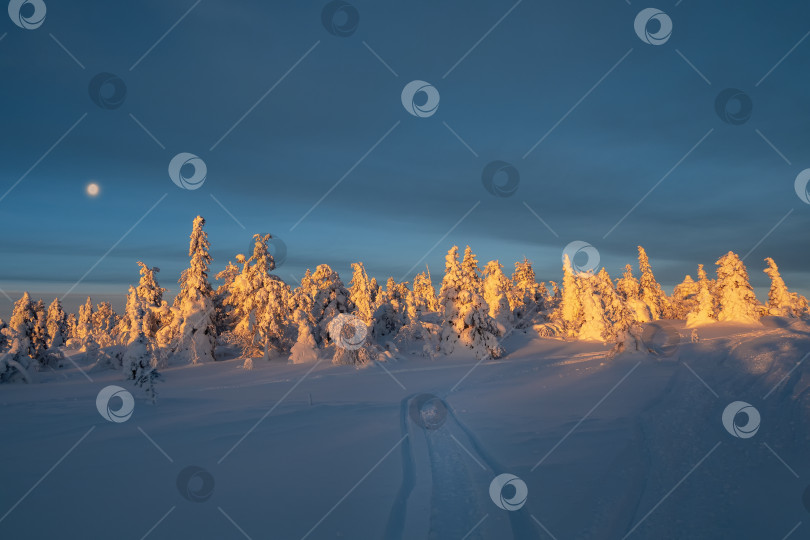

{"left": 637, "top": 246, "right": 669, "bottom": 319}
{"left": 412, "top": 268, "right": 439, "bottom": 314}
{"left": 595, "top": 267, "right": 634, "bottom": 342}
{"left": 289, "top": 306, "right": 318, "bottom": 364}
{"left": 45, "top": 298, "right": 68, "bottom": 349}
{"left": 297, "top": 264, "right": 354, "bottom": 347}
{"left": 615, "top": 264, "right": 651, "bottom": 323}
{"left": 686, "top": 264, "right": 717, "bottom": 328}
{"left": 714, "top": 252, "right": 760, "bottom": 324}
{"left": 557, "top": 254, "right": 583, "bottom": 337}
{"left": 438, "top": 246, "right": 463, "bottom": 354}
{"left": 173, "top": 216, "right": 217, "bottom": 363}
{"left": 483, "top": 260, "right": 512, "bottom": 334}
{"left": 576, "top": 274, "right": 609, "bottom": 342}
{"left": 670, "top": 275, "right": 699, "bottom": 320}
{"left": 76, "top": 297, "right": 94, "bottom": 348}
{"left": 93, "top": 302, "right": 119, "bottom": 347}
{"left": 763, "top": 258, "right": 808, "bottom": 317}
{"left": 349, "top": 262, "right": 376, "bottom": 324}
{"left": 509, "top": 258, "right": 543, "bottom": 325}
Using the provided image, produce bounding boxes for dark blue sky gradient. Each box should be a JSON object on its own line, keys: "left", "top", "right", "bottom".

{"left": 1, "top": 0, "right": 810, "bottom": 314}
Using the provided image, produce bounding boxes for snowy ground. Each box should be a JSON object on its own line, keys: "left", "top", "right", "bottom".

{"left": 2, "top": 318, "right": 810, "bottom": 539}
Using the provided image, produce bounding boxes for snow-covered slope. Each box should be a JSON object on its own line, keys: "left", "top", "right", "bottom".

{"left": 1, "top": 318, "right": 809, "bottom": 539}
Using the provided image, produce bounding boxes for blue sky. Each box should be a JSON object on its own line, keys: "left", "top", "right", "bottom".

{"left": 1, "top": 0, "right": 809, "bottom": 313}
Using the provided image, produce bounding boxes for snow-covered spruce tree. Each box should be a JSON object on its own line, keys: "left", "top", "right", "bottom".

{"left": 65, "top": 313, "right": 78, "bottom": 344}
{"left": 637, "top": 246, "right": 669, "bottom": 320}
{"left": 31, "top": 299, "right": 50, "bottom": 366}
{"left": 288, "top": 301, "right": 319, "bottom": 365}
{"left": 328, "top": 313, "right": 375, "bottom": 366}
{"left": 483, "top": 260, "right": 513, "bottom": 334}
{"left": 438, "top": 246, "right": 463, "bottom": 353}
{"left": 76, "top": 297, "right": 94, "bottom": 349}
{"left": 93, "top": 302, "right": 119, "bottom": 347}
{"left": 686, "top": 264, "right": 717, "bottom": 328}
{"left": 576, "top": 273, "right": 610, "bottom": 342}
{"left": 217, "top": 234, "right": 287, "bottom": 358}
{"left": 670, "top": 275, "right": 699, "bottom": 320}
{"left": 173, "top": 216, "right": 217, "bottom": 364}
{"left": 763, "top": 258, "right": 808, "bottom": 317}
{"left": 45, "top": 298, "right": 68, "bottom": 349}
{"left": 372, "top": 278, "right": 410, "bottom": 343}
{"left": 615, "top": 264, "right": 652, "bottom": 323}
{"left": 257, "top": 278, "right": 294, "bottom": 361}
{"left": 297, "top": 264, "right": 354, "bottom": 347}
{"left": 2, "top": 292, "right": 37, "bottom": 381}
{"left": 439, "top": 246, "right": 502, "bottom": 359}
{"left": 412, "top": 268, "right": 439, "bottom": 315}
{"left": 595, "top": 267, "right": 634, "bottom": 342}
{"left": 213, "top": 257, "right": 241, "bottom": 336}
{"left": 714, "top": 252, "right": 761, "bottom": 324}
{"left": 135, "top": 261, "right": 166, "bottom": 339}
{"left": 349, "top": 262, "right": 376, "bottom": 324}
{"left": 557, "top": 254, "right": 583, "bottom": 338}
{"left": 509, "top": 257, "right": 543, "bottom": 326}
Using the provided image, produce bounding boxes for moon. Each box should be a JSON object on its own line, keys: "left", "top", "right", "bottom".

{"left": 86, "top": 182, "right": 100, "bottom": 197}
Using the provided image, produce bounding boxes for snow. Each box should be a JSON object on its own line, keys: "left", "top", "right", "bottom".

{"left": 2, "top": 318, "right": 810, "bottom": 539}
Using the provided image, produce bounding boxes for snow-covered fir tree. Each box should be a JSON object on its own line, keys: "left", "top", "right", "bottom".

{"left": 93, "top": 302, "right": 119, "bottom": 347}
{"left": 576, "top": 273, "right": 609, "bottom": 342}
{"left": 637, "top": 246, "right": 669, "bottom": 320}
{"left": 173, "top": 216, "right": 217, "bottom": 363}
{"left": 412, "top": 268, "right": 439, "bottom": 315}
{"left": 615, "top": 264, "right": 652, "bottom": 323}
{"left": 670, "top": 275, "right": 699, "bottom": 320}
{"left": 509, "top": 257, "right": 544, "bottom": 327}
{"left": 686, "top": 264, "right": 716, "bottom": 328}
{"left": 76, "top": 297, "right": 94, "bottom": 348}
{"left": 483, "top": 260, "right": 513, "bottom": 334}
{"left": 348, "top": 262, "right": 376, "bottom": 324}
{"left": 557, "top": 254, "right": 583, "bottom": 338}
{"left": 45, "top": 298, "right": 67, "bottom": 349}
{"left": 296, "top": 264, "right": 354, "bottom": 347}
{"left": 763, "top": 257, "right": 808, "bottom": 317}
{"left": 714, "top": 252, "right": 760, "bottom": 325}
